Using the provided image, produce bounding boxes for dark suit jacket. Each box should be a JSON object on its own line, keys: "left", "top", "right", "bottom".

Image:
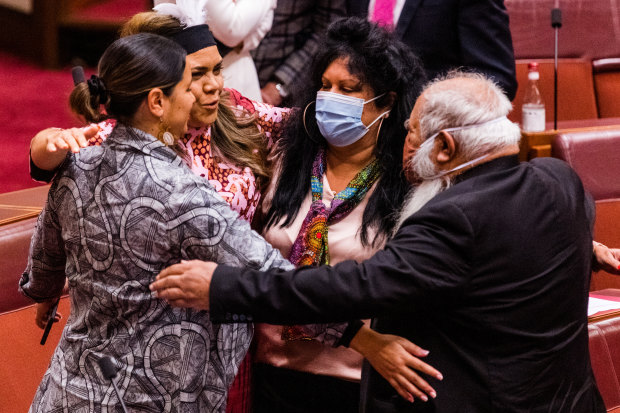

{"left": 347, "top": 0, "right": 518, "bottom": 100}
{"left": 211, "top": 156, "right": 604, "bottom": 412}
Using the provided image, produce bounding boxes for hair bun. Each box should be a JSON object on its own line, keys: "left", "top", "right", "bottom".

{"left": 87, "top": 75, "right": 108, "bottom": 106}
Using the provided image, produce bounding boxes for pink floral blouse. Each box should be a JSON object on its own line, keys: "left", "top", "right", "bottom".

{"left": 90, "top": 89, "right": 290, "bottom": 222}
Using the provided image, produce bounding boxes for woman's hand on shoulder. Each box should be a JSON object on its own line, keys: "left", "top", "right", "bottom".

{"left": 40, "top": 125, "right": 96, "bottom": 153}
{"left": 350, "top": 326, "right": 443, "bottom": 403}
{"left": 30, "top": 124, "right": 99, "bottom": 170}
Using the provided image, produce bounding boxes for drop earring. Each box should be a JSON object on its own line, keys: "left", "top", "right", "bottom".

{"left": 158, "top": 117, "right": 175, "bottom": 146}
{"left": 162, "top": 131, "right": 174, "bottom": 146}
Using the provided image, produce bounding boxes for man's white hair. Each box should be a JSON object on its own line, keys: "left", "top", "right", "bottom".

{"left": 396, "top": 72, "right": 521, "bottom": 232}
{"left": 418, "top": 71, "right": 521, "bottom": 161}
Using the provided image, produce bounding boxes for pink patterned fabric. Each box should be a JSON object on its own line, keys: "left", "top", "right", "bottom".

{"left": 89, "top": 89, "right": 290, "bottom": 222}
{"left": 372, "top": 0, "right": 396, "bottom": 28}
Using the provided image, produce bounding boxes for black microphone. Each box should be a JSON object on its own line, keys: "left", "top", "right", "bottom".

{"left": 71, "top": 66, "right": 86, "bottom": 86}
{"left": 551, "top": 6, "right": 563, "bottom": 130}
{"left": 551, "top": 8, "right": 562, "bottom": 28}
{"left": 40, "top": 299, "right": 59, "bottom": 345}
{"left": 98, "top": 356, "right": 129, "bottom": 413}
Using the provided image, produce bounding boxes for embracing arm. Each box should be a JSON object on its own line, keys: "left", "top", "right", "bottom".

{"left": 205, "top": 202, "right": 472, "bottom": 324}
{"left": 152, "top": 254, "right": 445, "bottom": 402}
{"left": 153, "top": 177, "right": 294, "bottom": 311}
{"left": 151, "top": 197, "right": 463, "bottom": 402}
{"left": 29, "top": 124, "right": 101, "bottom": 180}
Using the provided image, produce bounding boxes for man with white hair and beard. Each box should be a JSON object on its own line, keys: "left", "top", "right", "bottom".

{"left": 151, "top": 72, "right": 606, "bottom": 412}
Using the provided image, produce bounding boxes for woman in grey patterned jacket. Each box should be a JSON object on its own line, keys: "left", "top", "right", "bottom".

{"left": 19, "top": 32, "right": 291, "bottom": 413}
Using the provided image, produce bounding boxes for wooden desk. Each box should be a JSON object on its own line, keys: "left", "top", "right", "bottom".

{"left": 0, "top": 185, "right": 49, "bottom": 226}
{"left": 589, "top": 289, "right": 620, "bottom": 323}
{"left": 519, "top": 118, "right": 620, "bottom": 161}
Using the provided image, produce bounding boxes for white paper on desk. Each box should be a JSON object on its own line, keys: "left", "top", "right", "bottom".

{"left": 588, "top": 297, "right": 620, "bottom": 316}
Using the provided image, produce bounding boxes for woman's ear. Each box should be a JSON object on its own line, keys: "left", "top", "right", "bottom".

{"left": 146, "top": 88, "right": 166, "bottom": 118}
{"left": 385, "top": 91, "right": 397, "bottom": 112}
{"left": 435, "top": 131, "right": 457, "bottom": 164}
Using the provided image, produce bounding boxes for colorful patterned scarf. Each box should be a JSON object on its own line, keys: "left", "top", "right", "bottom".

{"left": 282, "top": 148, "right": 381, "bottom": 340}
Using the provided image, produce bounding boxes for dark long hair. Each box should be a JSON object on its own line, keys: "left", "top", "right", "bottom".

{"left": 70, "top": 33, "right": 186, "bottom": 124}
{"left": 263, "top": 17, "right": 426, "bottom": 245}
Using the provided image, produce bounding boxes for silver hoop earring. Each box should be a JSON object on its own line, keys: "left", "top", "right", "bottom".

{"left": 375, "top": 116, "right": 385, "bottom": 142}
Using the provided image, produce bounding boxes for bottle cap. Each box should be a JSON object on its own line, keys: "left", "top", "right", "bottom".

{"left": 528, "top": 62, "right": 539, "bottom": 72}
{"left": 528, "top": 71, "right": 540, "bottom": 80}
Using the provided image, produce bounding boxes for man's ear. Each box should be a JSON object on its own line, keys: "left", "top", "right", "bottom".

{"left": 146, "top": 88, "right": 166, "bottom": 118}
{"left": 435, "top": 131, "right": 457, "bottom": 164}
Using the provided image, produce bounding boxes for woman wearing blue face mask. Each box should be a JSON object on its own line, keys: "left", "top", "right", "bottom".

{"left": 252, "top": 17, "right": 427, "bottom": 413}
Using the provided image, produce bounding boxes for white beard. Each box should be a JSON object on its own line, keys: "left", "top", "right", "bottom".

{"left": 395, "top": 139, "right": 452, "bottom": 231}
{"left": 395, "top": 177, "right": 450, "bottom": 232}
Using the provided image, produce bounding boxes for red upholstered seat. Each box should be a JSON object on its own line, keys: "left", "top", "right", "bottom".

{"left": 593, "top": 58, "right": 620, "bottom": 119}
{"left": 0, "top": 217, "right": 39, "bottom": 313}
{"left": 552, "top": 129, "right": 620, "bottom": 291}
{"left": 552, "top": 129, "right": 620, "bottom": 201}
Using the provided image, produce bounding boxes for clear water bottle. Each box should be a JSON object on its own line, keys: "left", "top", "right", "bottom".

{"left": 521, "top": 62, "right": 546, "bottom": 132}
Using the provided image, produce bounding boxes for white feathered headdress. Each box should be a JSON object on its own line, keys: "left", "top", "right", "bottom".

{"left": 153, "top": 0, "right": 208, "bottom": 28}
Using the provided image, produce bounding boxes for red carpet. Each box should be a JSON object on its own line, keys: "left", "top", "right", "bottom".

{"left": 0, "top": 0, "right": 148, "bottom": 194}
{"left": 0, "top": 51, "right": 88, "bottom": 193}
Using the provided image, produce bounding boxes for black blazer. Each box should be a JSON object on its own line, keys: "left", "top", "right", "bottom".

{"left": 211, "top": 156, "right": 604, "bottom": 412}
{"left": 347, "top": 0, "right": 518, "bottom": 100}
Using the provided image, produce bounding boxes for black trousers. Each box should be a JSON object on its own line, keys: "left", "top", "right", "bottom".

{"left": 252, "top": 363, "right": 360, "bottom": 413}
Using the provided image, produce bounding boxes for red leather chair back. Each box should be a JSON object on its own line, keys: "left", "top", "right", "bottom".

{"left": 552, "top": 129, "right": 620, "bottom": 201}
{"left": 552, "top": 129, "right": 620, "bottom": 291}
{"left": 0, "top": 217, "right": 39, "bottom": 313}
{"left": 594, "top": 58, "right": 620, "bottom": 119}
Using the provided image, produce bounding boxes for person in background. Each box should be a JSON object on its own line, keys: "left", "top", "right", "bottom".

{"left": 154, "top": 0, "right": 276, "bottom": 102}
{"left": 20, "top": 31, "right": 294, "bottom": 413}
{"left": 152, "top": 72, "right": 606, "bottom": 413}
{"left": 253, "top": 0, "right": 346, "bottom": 106}
{"left": 347, "top": 0, "right": 518, "bottom": 100}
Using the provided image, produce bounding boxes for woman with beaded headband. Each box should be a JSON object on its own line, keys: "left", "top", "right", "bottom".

{"left": 27, "top": 10, "right": 443, "bottom": 412}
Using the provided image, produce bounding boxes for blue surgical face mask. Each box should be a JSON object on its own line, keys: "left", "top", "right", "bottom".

{"left": 315, "top": 91, "right": 390, "bottom": 147}
{"left": 418, "top": 116, "right": 509, "bottom": 179}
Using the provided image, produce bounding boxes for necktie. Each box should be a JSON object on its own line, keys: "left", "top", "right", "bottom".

{"left": 372, "top": 0, "right": 396, "bottom": 29}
